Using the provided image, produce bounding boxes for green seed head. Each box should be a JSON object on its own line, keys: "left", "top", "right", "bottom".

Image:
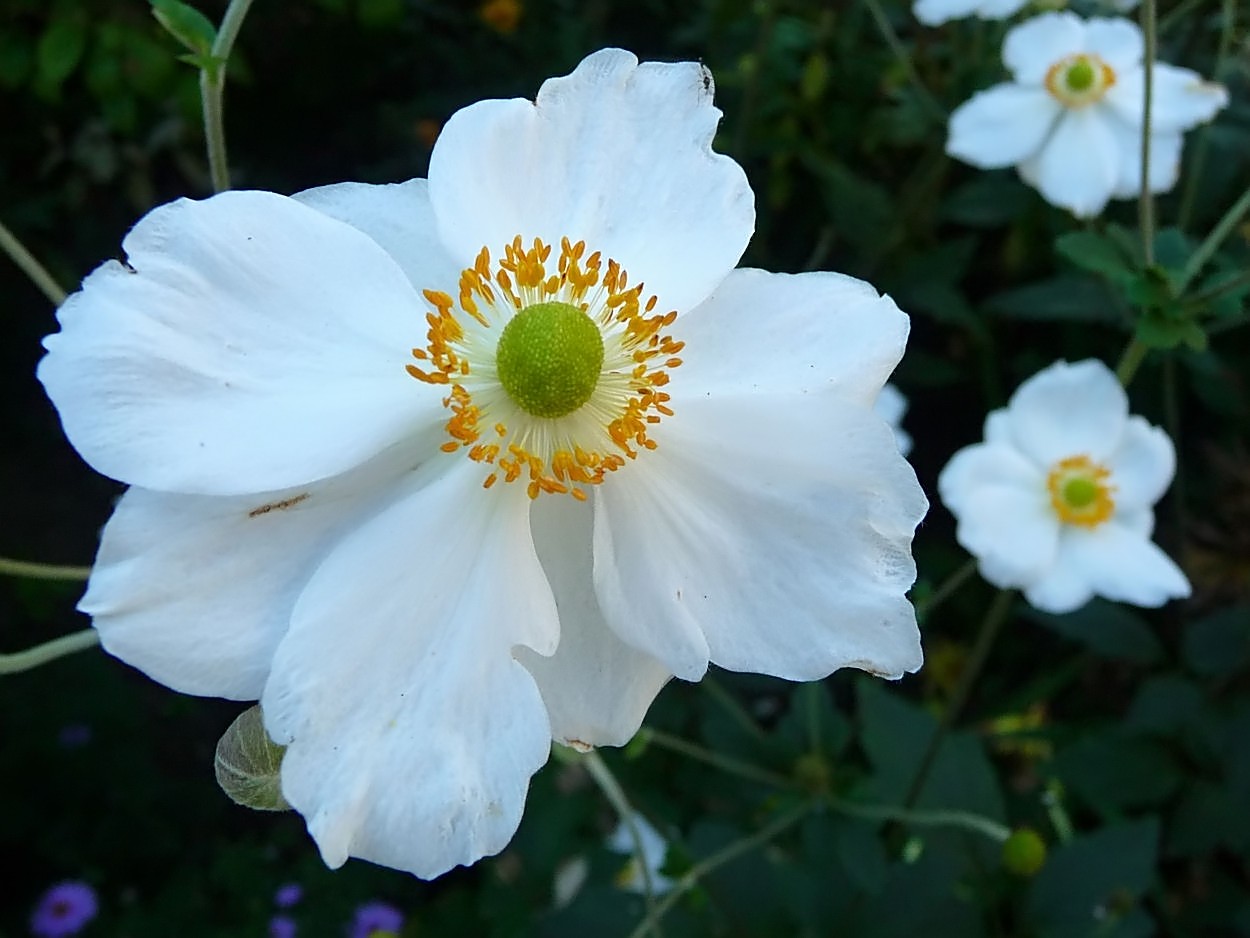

{"left": 1062, "top": 476, "right": 1100, "bottom": 509}
{"left": 1064, "top": 58, "right": 1096, "bottom": 93}
{"left": 495, "top": 301, "right": 605, "bottom": 419}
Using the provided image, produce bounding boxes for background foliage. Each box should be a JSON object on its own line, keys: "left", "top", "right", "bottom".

{"left": 2, "top": 0, "right": 1249, "bottom": 935}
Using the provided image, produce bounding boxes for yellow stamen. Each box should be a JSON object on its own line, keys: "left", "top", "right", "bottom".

{"left": 407, "top": 235, "right": 682, "bottom": 500}
{"left": 1046, "top": 454, "right": 1115, "bottom": 527}
{"left": 1044, "top": 53, "right": 1117, "bottom": 108}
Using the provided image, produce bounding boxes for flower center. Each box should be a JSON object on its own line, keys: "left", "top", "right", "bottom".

{"left": 407, "top": 236, "right": 682, "bottom": 501}
{"left": 495, "top": 301, "right": 605, "bottom": 418}
{"left": 1044, "top": 53, "right": 1116, "bottom": 108}
{"left": 1047, "top": 454, "right": 1116, "bottom": 527}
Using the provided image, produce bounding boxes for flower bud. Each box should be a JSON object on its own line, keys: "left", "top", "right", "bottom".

{"left": 1002, "top": 827, "right": 1047, "bottom": 877}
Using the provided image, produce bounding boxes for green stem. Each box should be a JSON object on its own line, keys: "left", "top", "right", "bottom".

{"left": 1178, "top": 182, "right": 1250, "bottom": 295}
{"left": 0, "top": 557, "right": 92, "bottom": 581}
{"left": 582, "top": 750, "right": 660, "bottom": 930}
{"left": 624, "top": 801, "right": 813, "bottom": 938}
{"left": 1115, "top": 338, "right": 1150, "bottom": 387}
{"left": 917, "top": 557, "right": 978, "bottom": 622}
{"left": 0, "top": 629, "right": 100, "bottom": 674}
{"left": 861, "top": 0, "right": 946, "bottom": 122}
{"left": 200, "top": 0, "right": 256, "bottom": 192}
{"left": 0, "top": 218, "right": 68, "bottom": 306}
{"left": 903, "top": 588, "right": 1015, "bottom": 809}
{"left": 1138, "top": 0, "right": 1157, "bottom": 267}
{"left": 1177, "top": 0, "right": 1234, "bottom": 229}
{"left": 701, "top": 675, "right": 769, "bottom": 744}
{"left": 828, "top": 795, "right": 1010, "bottom": 843}
{"left": 639, "top": 727, "right": 795, "bottom": 790}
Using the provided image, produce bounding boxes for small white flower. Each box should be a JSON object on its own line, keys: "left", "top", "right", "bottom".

{"left": 38, "top": 50, "right": 926, "bottom": 878}
{"left": 947, "top": 12, "right": 1228, "bottom": 217}
{"left": 938, "top": 359, "right": 1190, "bottom": 614}
{"left": 874, "top": 383, "right": 913, "bottom": 457}
{"left": 914, "top": 0, "right": 1029, "bottom": 28}
{"left": 607, "top": 812, "right": 677, "bottom": 895}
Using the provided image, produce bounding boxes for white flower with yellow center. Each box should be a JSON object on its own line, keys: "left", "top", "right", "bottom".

{"left": 947, "top": 12, "right": 1228, "bottom": 217}
{"left": 938, "top": 359, "right": 1190, "bottom": 613}
{"left": 37, "top": 50, "right": 927, "bottom": 879}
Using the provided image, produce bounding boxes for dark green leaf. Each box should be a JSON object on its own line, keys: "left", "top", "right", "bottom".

{"left": 1023, "top": 599, "right": 1163, "bottom": 664}
{"left": 986, "top": 275, "right": 1122, "bottom": 323}
{"left": 150, "top": 0, "right": 217, "bottom": 56}
{"left": 36, "top": 16, "right": 88, "bottom": 89}
{"left": 1182, "top": 604, "right": 1250, "bottom": 677}
{"left": 1054, "top": 231, "right": 1134, "bottom": 281}
{"left": 1052, "top": 731, "right": 1182, "bottom": 813}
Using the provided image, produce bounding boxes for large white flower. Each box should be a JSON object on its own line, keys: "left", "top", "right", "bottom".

{"left": 37, "top": 50, "right": 927, "bottom": 878}
{"left": 938, "top": 359, "right": 1190, "bottom": 613}
{"left": 947, "top": 12, "right": 1228, "bottom": 217}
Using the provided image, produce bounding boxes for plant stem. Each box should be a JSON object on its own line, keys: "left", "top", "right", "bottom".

{"left": 828, "top": 795, "right": 1011, "bottom": 843}
{"left": 1138, "top": 0, "right": 1157, "bottom": 266}
{"left": 917, "top": 557, "right": 978, "bottom": 622}
{"left": 1115, "top": 337, "right": 1150, "bottom": 387}
{"left": 624, "top": 801, "right": 813, "bottom": 938}
{"left": 903, "top": 588, "right": 1015, "bottom": 808}
{"left": 0, "top": 557, "right": 92, "bottom": 581}
{"left": 701, "top": 675, "right": 769, "bottom": 744}
{"left": 582, "top": 750, "right": 660, "bottom": 931}
{"left": 0, "top": 218, "right": 67, "bottom": 306}
{"left": 1177, "top": 0, "right": 1235, "bottom": 228}
{"left": 0, "top": 629, "right": 100, "bottom": 675}
{"left": 200, "top": 0, "right": 256, "bottom": 193}
{"left": 861, "top": 0, "right": 946, "bottom": 122}
{"left": 1178, "top": 182, "right": 1250, "bottom": 295}
{"left": 639, "top": 728, "right": 795, "bottom": 790}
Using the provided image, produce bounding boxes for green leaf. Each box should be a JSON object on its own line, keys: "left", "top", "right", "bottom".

{"left": 150, "top": 0, "right": 217, "bottom": 56}
{"left": 1125, "top": 675, "right": 1204, "bottom": 737}
{"left": 213, "top": 705, "right": 290, "bottom": 812}
{"left": 941, "top": 172, "right": 1032, "bottom": 228}
{"left": 36, "top": 16, "right": 88, "bottom": 89}
{"left": 1135, "top": 311, "right": 1207, "bottom": 351}
{"left": 985, "top": 275, "right": 1121, "bottom": 323}
{"left": 1026, "top": 819, "right": 1160, "bottom": 938}
{"left": 1052, "top": 730, "right": 1182, "bottom": 814}
{"left": 1023, "top": 599, "right": 1163, "bottom": 664}
{"left": 1182, "top": 604, "right": 1250, "bottom": 677}
{"left": 1054, "top": 231, "right": 1134, "bottom": 281}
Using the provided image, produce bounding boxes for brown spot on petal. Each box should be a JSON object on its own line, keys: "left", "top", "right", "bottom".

{"left": 564, "top": 738, "right": 593, "bottom": 753}
{"left": 247, "top": 493, "right": 310, "bottom": 518}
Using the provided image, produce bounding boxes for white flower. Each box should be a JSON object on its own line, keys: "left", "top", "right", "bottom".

{"left": 607, "top": 812, "right": 677, "bottom": 895}
{"left": 914, "top": 0, "right": 1029, "bottom": 28}
{"left": 947, "top": 12, "right": 1228, "bottom": 217}
{"left": 938, "top": 359, "right": 1190, "bottom": 613}
{"left": 874, "top": 383, "right": 913, "bottom": 457}
{"left": 37, "top": 50, "right": 927, "bottom": 878}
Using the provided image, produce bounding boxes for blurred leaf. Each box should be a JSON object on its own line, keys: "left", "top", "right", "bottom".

{"left": 1052, "top": 730, "right": 1181, "bottom": 814}
{"left": 1152, "top": 227, "right": 1195, "bottom": 279}
{"left": 36, "top": 15, "right": 88, "bottom": 90}
{"left": 1023, "top": 600, "right": 1163, "bottom": 664}
{"left": 986, "top": 275, "right": 1121, "bottom": 323}
{"left": 1166, "top": 780, "right": 1241, "bottom": 857}
{"left": 150, "top": 0, "right": 217, "bottom": 56}
{"left": 1125, "top": 675, "right": 1203, "bottom": 736}
{"left": 1135, "top": 310, "right": 1207, "bottom": 350}
{"left": 941, "top": 172, "right": 1032, "bottom": 227}
{"left": 1182, "top": 604, "right": 1250, "bottom": 678}
{"left": 1025, "top": 819, "right": 1159, "bottom": 938}
{"left": 1054, "top": 231, "right": 1134, "bottom": 281}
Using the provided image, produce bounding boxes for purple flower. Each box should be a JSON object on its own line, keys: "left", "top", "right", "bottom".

{"left": 348, "top": 900, "right": 403, "bottom": 938}
{"left": 29, "top": 881, "right": 98, "bottom": 937}
{"left": 274, "top": 883, "right": 303, "bottom": 909}
{"left": 269, "top": 915, "right": 297, "bottom": 938}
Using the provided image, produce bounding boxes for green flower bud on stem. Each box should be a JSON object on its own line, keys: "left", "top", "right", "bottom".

{"left": 1002, "top": 826, "right": 1047, "bottom": 876}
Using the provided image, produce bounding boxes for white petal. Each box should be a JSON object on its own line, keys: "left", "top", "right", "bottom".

{"left": 1004, "top": 359, "right": 1128, "bottom": 466}
{"left": 1022, "top": 541, "right": 1095, "bottom": 613}
{"left": 515, "top": 496, "right": 672, "bottom": 749}
{"left": 1026, "top": 109, "right": 1119, "bottom": 217}
{"left": 939, "top": 450, "right": 1061, "bottom": 586}
{"left": 81, "top": 441, "right": 433, "bottom": 701}
{"left": 984, "top": 409, "right": 1013, "bottom": 444}
{"left": 874, "top": 384, "right": 912, "bottom": 456}
{"left": 594, "top": 395, "right": 927, "bottom": 683}
{"left": 1003, "top": 13, "right": 1084, "bottom": 85}
{"left": 1105, "top": 118, "right": 1184, "bottom": 199}
{"left": 38, "top": 191, "right": 440, "bottom": 496}
{"left": 1107, "top": 416, "right": 1175, "bottom": 510}
{"left": 974, "top": 0, "right": 1031, "bottom": 19}
{"left": 669, "top": 268, "right": 909, "bottom": 406}
{"left": 1106, "top": 63, "right": 1229, "bottom": 134}
{"left": 913, "top": 0, "right": 983, "bottom": 27}
{"left": 428, "top": 49, "right": 754, "bottom": 315}
{"left": 262, "top": 464, "right": 559, "bottom": 879}
{"left": 1116, "top": 507, "right": 1155, "bottom": 537}
{"left": 1064, "top": 521, "right": 1191, "bottom": 607}
{"left": 938, "top": 441, "right": 1046, "bottom": 516}
{"left": 947, "top": 84, "right": 1062, "bottom": 169}
{"left": 293, "top": 179, "right": 463, "bottom": 292}
{"left": 1083, "top": 17, "right": 1143, "bottom": 73}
